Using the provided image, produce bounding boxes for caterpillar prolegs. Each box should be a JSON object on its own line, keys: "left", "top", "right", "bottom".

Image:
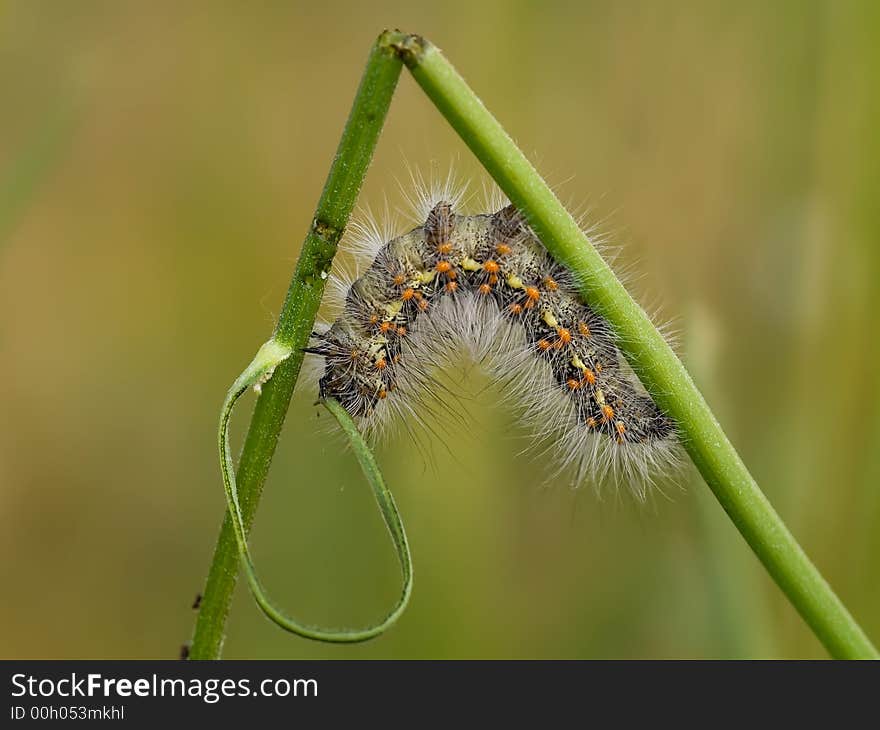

{"left": 308, "top": 196, "right": 681, "bottom": 497}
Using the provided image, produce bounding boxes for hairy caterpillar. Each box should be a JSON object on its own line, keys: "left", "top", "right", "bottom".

{"left": 306, "top": 181, "right": 681, "bottom": 497}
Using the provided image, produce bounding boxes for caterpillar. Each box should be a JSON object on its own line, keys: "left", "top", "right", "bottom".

{"left": 306, "top": 183, "right": 681, "bottom": 498}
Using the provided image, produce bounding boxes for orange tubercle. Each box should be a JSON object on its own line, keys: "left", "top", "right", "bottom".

{"left": 401, "top": 288, "right": 415, "bottom": 301}
{"left": 544, "top": 276, "right": 558, "bottom": 291}
{"left": 396, "top": 326, "right": 407, "bottom": 336}
{"left": 582, "top": 369, "right": 596, "bottom": 386}
{"left": 446, "top": 281, "right": 458, "bottom": 293}
{"left": 478, "top": 283, "right": 492, "bottom": 295}
{"left": 495, "top": 243, "right": 512, "bottom": 256}
{"left": 509, "top": 303, "right": 523, "bottom": 315}
{"left": 483, "top": 260, "right": 500, "bottom": 274}
{"left": 437, "top": 242, "right": 453, "bottom": 254}
{"left": 566, "top": 378, "right": 580, "bottom": 390}
{"left": 379, "top": 321, "right": 392, "bottom": 333}
{"left": 375, "top": 358, "right": 387, "bottom": 370}
{"left": 435, "top": 260, "right": 452, "bottom": 274}
{"left": 537, "top": 339, "right": 552, "bottom": 351}
{"left": 393, "top": 273, "right": 406, "bottom": 286}
{"left": 601, "top": 404, "right": 614, "bottom": 422}
{"left": 556, "top": 327, "right": 571, "bottom": 346}
{"left": 524, "top": 287, "right": 540, "bottom": 308}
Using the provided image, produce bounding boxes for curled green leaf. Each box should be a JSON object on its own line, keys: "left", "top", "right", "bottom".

{"left": 218, "top": 338, "right": 412, "bottom": 642}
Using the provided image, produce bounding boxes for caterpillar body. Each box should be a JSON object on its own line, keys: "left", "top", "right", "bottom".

{"left": 308, "top": 194, "right": 681, "bottom": 497}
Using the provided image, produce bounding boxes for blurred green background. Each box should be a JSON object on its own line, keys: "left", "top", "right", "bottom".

{"left": 2, "top": 1, "right": 878, "bottom": 659}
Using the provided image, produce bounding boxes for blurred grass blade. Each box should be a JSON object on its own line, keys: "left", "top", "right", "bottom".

{"left": 0, "top": 107, "right": 75, "bottom": 247}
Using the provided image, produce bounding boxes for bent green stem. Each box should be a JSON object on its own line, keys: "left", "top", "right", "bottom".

{"left": 192, "top": 29, "right": 878, "bottom": 660}
{"left": 389, "top": 33, "right": 877, "bottom": 659}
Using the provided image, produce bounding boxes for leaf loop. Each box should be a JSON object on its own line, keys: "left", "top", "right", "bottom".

{"left": 218, "top": 338, "right": 412, "bottom": 642}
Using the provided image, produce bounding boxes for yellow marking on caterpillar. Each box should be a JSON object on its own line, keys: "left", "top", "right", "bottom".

{"left": 461, "top": 256, "right": 481, "bottom": 271}
{"left": 385, "top": 299, "right": 403, "bottom": 318}
{"left": 542, "top": 310, "right": 559, "bottom": 328}
{"left": 416, "top": 270, "right": 436, "bottom": 285}
{"left": 506, "top": 273, "right": 524, "bottom": 289}
{"left": 571, "top": 354, "right": 587, "bottom": 371}
{"left": 595, "top": 389, "right": 606, "bottom": 406}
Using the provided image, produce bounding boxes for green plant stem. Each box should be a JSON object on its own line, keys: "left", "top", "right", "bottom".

{"left": 193, "top": 28, "right": 877, "bottom": 660}
{"left": 189, "top": 34, "right": 403, "bottom": 659}
{"left": 389, "top": 34, "right": 877, "bottom": 659}
{"left": 1, "top": 106, "right": 75, "bottom": 248}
